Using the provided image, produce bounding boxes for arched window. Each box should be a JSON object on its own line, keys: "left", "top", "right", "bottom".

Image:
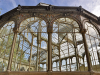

{"left": 52, "top": 18, "right": 88, "bottom": 71}
{"left": 85, "top": 22, "right": 100, "bottom": 71}
{"left": 11, "top": 17, "right": 48, "bottom": 71}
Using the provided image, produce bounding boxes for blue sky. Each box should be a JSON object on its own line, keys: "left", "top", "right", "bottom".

{"left": 0, "top": 0, "right": 100, "bottom": 16}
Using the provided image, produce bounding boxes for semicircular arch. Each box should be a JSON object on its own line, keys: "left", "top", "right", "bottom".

{"left": 52, "top": 15, "right": 83, "bottom": 30}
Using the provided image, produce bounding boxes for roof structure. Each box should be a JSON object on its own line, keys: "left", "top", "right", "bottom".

{"left": 0, "top": 3, "right": 100, "bottom": 25}
{"left": 0, "top": 3, "right": 100, "bottom": 75}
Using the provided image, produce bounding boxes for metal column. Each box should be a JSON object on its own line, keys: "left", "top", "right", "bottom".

{"left": 47, "top": 32, "right": 52, "bottom": 72}
{"left": 46, "top": 42, "right": 48, "bottom": 71}
{"left": 7, "top": 30, "right": 17, "bottom": 71}
{"left": 37, "top": 21, "right": 41, "bottom": 71}
{"left": 29, "top": 34, "right": 33, "bottom": 71}
{"left": 36, "top": 44, "right": 39, "bottom": 71}
{"left": 81, "top": 29, "right": 91, "bottom": 71}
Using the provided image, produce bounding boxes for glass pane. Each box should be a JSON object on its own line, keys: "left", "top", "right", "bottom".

{"left": 0, "top": 21, "right": 15, "bottom": 72}
{"left": 52, "top": 18, "right": 87, "bottom": 72}
{"left": 12, "top": 17, "right": 48, "bottom": 71}
{"left": 85, "top": 22, "right": 100, "bottom": 72}
{"left": 53, "top": 18, "right": 80, "bottom": 33}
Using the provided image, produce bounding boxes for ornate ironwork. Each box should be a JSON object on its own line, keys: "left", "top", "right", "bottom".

{"left": 0, "top": 3, "right": 100, "bottom": 75}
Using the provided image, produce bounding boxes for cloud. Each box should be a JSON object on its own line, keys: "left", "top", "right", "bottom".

{"left": 9, "top": 0, "right": 17, "bottom": 7}
{"left": 73, "top": 0, "right": 100, "bottom": 16}
{"left": 50, "top": 0, "right": 100, "bottom": 16}
{"left": 92, "top": 5, "right": 100, "bottom": 16}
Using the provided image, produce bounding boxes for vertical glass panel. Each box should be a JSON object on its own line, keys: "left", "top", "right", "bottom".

{"left": 0, "top": 21, "right": 15, "bottom": 72}
{"left": 12, "top": 17, "right": 48, "bottom": 71}
{"left": 85, "top": 22, "right": 100, "bottom": 72}
{"left": 52, "top": 18, "right": 87, "bottom": 72}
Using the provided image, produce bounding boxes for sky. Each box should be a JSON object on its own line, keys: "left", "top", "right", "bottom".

{"left": 0, "top": 0, "right": 100, "bottom": 17}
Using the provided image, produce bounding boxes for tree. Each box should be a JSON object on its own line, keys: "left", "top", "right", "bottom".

{"left": 0, "top": 27, "right": 28, "bottom": 71}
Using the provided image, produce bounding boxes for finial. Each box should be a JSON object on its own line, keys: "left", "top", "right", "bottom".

{"left": 17, "top": 4, "right": 21, "bottom": 11}
{"left": 77, "top": 5, "right": 83, "bottom": 13}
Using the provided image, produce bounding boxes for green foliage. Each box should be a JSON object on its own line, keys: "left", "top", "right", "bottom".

{"left": 0, "top": 27, "right": 28, "bottom": 71}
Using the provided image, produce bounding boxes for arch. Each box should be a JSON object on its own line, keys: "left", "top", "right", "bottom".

{"left": 84, "top": 22, "right": 100, "bottom": 71}
{"left": 52, "top": 17, "right": 88, "bottom": 71}
{"left": 15, "top": 14, "right": 48, "bottom": 29}
{"left": 19, "top": 17, "right": 47, "bottom": 33}
{"left": 11, "top": 16, "right": 48, "bottom": 71}
{"left": 53, "top": 17, "right": 80, "bottom": 33}
{"left": 82, "top": 19, "right": 100, "bottom": 34}
{"left": 52, "top": 15, "right": 83, "bottom": 30}
{"left": 0, "top": 20, "right": 16, "bottom": 29}
{"left": 0, "top": 3, "right": 100, "bottom": 74}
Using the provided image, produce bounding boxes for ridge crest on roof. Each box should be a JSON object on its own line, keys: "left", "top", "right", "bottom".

{"left": 37, "top": 2, "right": 53, "bottom": 6}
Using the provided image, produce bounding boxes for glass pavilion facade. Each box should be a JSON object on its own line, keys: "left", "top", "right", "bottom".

{"left": 0, "top": 3, "right": 100, "bottom": 75}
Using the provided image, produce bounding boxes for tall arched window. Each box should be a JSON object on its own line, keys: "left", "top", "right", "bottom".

{"left": 11, "top": 17, "right": 48, "bottom": 71}
{"left": 85, "top": 22, "right": 100, "bottom": 71}
{"left": 52, "top": 18, "right": 88, "bottom": 71}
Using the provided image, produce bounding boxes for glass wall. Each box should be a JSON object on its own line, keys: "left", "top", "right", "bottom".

{"left": 85, "top": 22, "right": 100, "bottom": 71}
{"left": 52, "top": 18, "right": 88, "bottom": 71}
{"left": 11, "top": 17, "right": 48, "bottom": 71}
{"left": 0, "top": 17, "right": 99, "bottom": 72}
{"left": 0, "top": 21, "right": 15, "bottom": 71}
